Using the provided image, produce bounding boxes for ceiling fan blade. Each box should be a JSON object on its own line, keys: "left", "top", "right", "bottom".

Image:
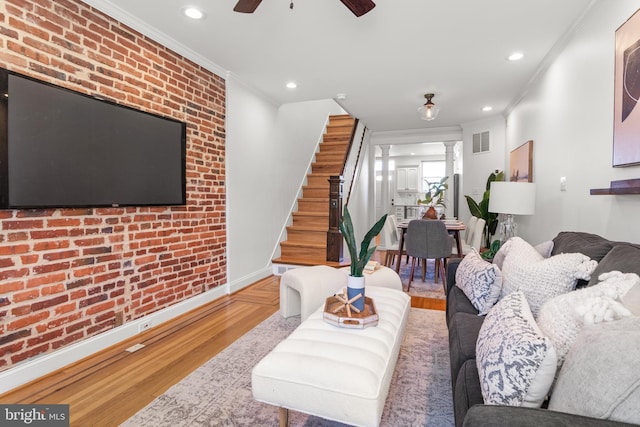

{"left": 233, "top": 0, "right": 263, "bottom": 13}
{"left": 339, "top": 0, "right": 376, "bottom": 17}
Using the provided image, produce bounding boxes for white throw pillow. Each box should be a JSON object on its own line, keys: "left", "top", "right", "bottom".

{"left": 622, "top": 282, "right": 640, "bottom": 316}
{"left": 549, "top": 317, "right": 640, "bottom": 424}
{"left": 500, "top": 237, "right": 597, "bottom": 317}
{"left": 476, "top": 291, "right": 557, "bottom": 407}
{"left": 493, "top": 238, "right": 553, "bottom": 270}
{"left": 455, "top": 250, "right": 502, "bottom": 315}
{"left": 537, "top": 271, "right": 638, "bottom": 368}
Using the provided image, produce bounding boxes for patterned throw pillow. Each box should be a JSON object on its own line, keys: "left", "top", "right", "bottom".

{"left": 537, "top": 271, "right": 638, "bottom": 368}
{"left": 476, "top": 291, "right": 557, "bottom": 407}
{"left": 455, "top": 250, "right": 502, "bottom": 315}
{"left": 500, "top": 237, "right": 597, "bottom": 317}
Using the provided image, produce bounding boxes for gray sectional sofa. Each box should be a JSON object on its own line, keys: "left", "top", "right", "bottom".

{"left": 446, "top": 231, "right": 640, "bottom": 427}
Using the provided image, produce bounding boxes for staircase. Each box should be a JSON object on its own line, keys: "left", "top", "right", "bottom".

{"left": 272, "top": 114, "right": 356, "bottom": 269}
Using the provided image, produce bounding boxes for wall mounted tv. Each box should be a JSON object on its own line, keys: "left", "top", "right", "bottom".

{"left": 0, "top": 68, "right": 187, "bottom": 209}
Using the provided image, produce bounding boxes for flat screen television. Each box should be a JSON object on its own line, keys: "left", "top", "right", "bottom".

{"left": 0, "top": 68, "right": 187, "bottom": 209}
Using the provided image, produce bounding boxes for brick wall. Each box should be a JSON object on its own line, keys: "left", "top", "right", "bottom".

{"left": 0, "top": 0, "right": 226, "bottom": 371}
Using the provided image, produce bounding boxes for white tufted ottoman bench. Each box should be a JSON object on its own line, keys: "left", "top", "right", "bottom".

{"left": 252, "top": 286, "right": 411, "bottom": 427}
{"left": 279, "top": 265, "right": 403, "bottom": 322}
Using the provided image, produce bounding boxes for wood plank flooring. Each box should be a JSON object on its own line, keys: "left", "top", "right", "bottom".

{"left": 0, "top": 272, "right": 444, "bottom": 426}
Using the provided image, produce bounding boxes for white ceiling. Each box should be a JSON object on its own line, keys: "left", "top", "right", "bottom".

{"left": 84, "top": 0, "right": 594, "bottom": 133}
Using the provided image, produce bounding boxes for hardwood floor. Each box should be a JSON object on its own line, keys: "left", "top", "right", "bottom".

{"left": 0, "top": 273, "right": 444, "bottom": 426}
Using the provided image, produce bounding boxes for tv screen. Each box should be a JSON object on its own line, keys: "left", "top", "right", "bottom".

{"left": 0, "top": 68, "right": 186, "bottom": 209}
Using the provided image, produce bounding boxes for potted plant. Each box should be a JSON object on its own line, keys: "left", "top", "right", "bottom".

{"left": 339, "top": 206, "right": 387, "bottom": 311}
{"left": 464, "top": 170, "right": 504, "bottom": 248}
{"left": 418, "top": 176, "right": 448, "bottom": 219}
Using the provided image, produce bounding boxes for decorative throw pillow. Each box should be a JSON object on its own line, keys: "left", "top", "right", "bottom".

{"left": 537, "top": 271, "right": 638, "bottom": 368}
{"left": 455, "top": 250, "right": 502, "bottom": 315}
{"left": 500, "top": 237, "right": 597, "bottom": 317}
{"left": 493, "top": 238, "right": 553, "bottom": 270}
{"left": 623, "top": 283, "right": 640, "bottom": 316}
{"left": 534, "top": 240, "right": 554, "bottom": 258}
{"left": 586, "top": 244, "right": 640, "bottom": 286}
{"left": 548, "top": 316, "right": 640, "bottom": 425}
{"left": 476, "top": 291, "right": 557, "bottom": 407}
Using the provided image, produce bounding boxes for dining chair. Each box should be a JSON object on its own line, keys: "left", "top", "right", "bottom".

{"left": 452, "top": 217, "right": 486, "bottom": 256}
{"left": 381, "top": 215, "right": 406, "bottom": 267}
{"left": 405, "top": 219, "right": 454, "bottom": 291}
{"left": 465, "top": 216, "right": 479, "bottom": 245}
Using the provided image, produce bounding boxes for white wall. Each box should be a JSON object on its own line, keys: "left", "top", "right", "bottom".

{"left": 507, "top": 0, "right": 640, "bottom": 244}
{"left": 459, "top": 115, "right": 507, "bottom": 226}
{"left": 226, "top": 76, "right": 344, "bottom": 289}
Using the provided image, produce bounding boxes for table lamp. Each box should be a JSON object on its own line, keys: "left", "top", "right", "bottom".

{"left": 488, "top": 181, "right": 536, "bottom": 243}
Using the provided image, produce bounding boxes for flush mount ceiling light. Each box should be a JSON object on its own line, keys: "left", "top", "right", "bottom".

{"left": 507, "top": 52, "right": 524, "bottom": 61}
{"left": 183, "top": 7, "right": 205, "bottom": 19}
{"left": 417, "top": 93, "right": 440, "bottom": 121}
{"left": 286, "top": 81, "right": 297, "bottom": 89}
{"left": 482, "top": 106, "right": 493, "bottom": 112}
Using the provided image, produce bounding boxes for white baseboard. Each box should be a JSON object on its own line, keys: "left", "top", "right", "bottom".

{"left": 0, "top": 284, "right": 233, "bottom": 394}
{"left": 228, "top": 266, "right": 273, "bottom": 293}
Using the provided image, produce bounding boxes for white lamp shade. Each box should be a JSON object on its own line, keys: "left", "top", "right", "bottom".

{"left": 488, "top": 181, "right": 536, "bottom": 215}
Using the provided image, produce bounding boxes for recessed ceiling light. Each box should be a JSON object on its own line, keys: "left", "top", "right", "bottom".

{"left": 286, "top": 81, "right": 297, "bottom": 89}
{"left": 507, "top": 52, "right": 524, "bottom": 61}
{"left": 482, "top": 106, "right": 493, "bottom": 112}
{"left": 183, "top": 7, "right": 205, "bottom": 19}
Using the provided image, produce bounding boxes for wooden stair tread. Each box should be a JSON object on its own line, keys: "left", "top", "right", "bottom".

{"left": 280, "top": 241, "right": 326, "bottom": 248}
{"left": 287, "top": 225, "right": 327, "bottom": 232}
{"left": 292, "top": 211, "right": 328, "bottom": 217}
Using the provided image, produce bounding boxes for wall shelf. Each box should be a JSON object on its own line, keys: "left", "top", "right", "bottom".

{"left": 590, "top": 178, "right": 640, "bottom": 195}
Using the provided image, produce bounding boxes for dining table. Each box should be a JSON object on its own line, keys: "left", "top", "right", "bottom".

{"left": 394, "top": 218, "right": 466, "bottom": 273}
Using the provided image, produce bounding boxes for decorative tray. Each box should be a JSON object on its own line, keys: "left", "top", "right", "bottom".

{"left": 323, "top": 295, "right": 378, "bottom": 329}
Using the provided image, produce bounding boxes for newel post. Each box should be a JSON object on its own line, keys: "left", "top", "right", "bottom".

{"left": 326, "top": 176, "right": 344, "bottom": 262}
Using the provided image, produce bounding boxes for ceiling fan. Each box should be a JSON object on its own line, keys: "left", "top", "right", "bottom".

{"left": 233, "top": 0, "right": 376, "bottom": 17}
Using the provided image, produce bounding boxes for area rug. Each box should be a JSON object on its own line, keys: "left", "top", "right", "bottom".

{"left": 122, "top": 309, "right": 454, "bottom": 427}
{"left": 397, "top": 259, "right": 447, "bottom": 300}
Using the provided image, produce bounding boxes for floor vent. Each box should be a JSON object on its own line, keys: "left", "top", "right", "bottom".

{"left": 126, "top": 343, "right": 145, "bottom": 353}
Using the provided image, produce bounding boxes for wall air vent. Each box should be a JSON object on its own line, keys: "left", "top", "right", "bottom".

{"left": 472, "top": 131, "right": 490, "bottom": 153}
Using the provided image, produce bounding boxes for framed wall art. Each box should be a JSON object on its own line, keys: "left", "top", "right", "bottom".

{"left": 614, "top": 8, "right": 640, "bottom": 167}
{"left": 509, "top": 140, "right": 533, "bottom": 182}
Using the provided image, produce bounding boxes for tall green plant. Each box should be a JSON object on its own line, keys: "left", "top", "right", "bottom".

{"left": 464, "top": 170, "right": 504, "bottom": 248}
{"left": 339, "top": 207, "right": 387, "bottom": 277}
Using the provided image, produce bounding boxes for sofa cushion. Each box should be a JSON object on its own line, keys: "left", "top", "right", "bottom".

{"left": 455, "top": 251, "right": 502, "bottom": 315}
{"left": 454, "top": 360, "right": 483, "bottom": 427}
{"left": 548, "top": 317, "right": 640, "bottom": 425}
{"left": 537, "top": 271, "right": 638, "bottom": 368}
{"left": 587, "top": 244, "right": 640, "bottom": 286}
{"left": 462, "top": 405, "right": 637, "bottom": 427}
{"left": 500, "top": 237, "right": 597, "bottom": 317}
{"left": 551, "top": 231, "right": 614, "bottom": 260}
{"left": 449, "top": 312, "right": 484, "bottom": 388}
{"left": 447, "top": 285, "right": 479, "bottom": 326}
{"left": 476, "top": 291, "right": 557, "bottom": 407}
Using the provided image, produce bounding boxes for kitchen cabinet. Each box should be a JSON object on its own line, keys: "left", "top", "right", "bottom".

{"left": 396, "top": 167, "right": 419, "bottom": 192}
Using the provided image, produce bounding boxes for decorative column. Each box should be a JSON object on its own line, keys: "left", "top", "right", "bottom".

{"left": 326, "top": 176, "right": 344, "bottom": 262}
{"left": 444, "top": 141, "right": 457, "bottom": 217}
{"left": 380, "top": 145, "right": 391, "bottom": 215}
